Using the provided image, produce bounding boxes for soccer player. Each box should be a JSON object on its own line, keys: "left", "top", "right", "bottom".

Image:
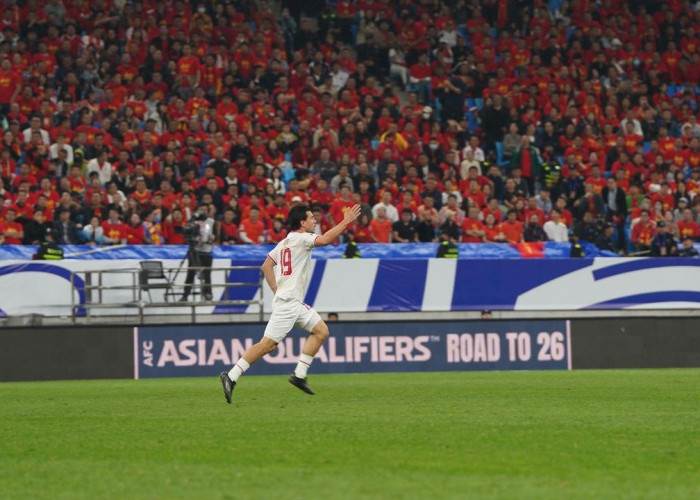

{"left": 220, "top": 203, "right": 361, "bottom": 403}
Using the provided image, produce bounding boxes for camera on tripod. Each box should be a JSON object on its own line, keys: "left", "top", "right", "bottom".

{"left": 171, "top": 203, "right": 215, "bottom": 302}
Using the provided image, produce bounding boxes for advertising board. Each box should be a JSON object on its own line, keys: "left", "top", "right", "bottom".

{"left": 134, "top": 320, "right": 571, "bottom": 378}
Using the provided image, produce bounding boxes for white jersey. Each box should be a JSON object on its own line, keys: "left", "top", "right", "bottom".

{"left": 267, "top": 231, "right": 318, "bottom": 302}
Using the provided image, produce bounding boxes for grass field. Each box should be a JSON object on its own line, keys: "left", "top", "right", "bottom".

{"left": 1, "top": 370, "right": 699, "bottom": 500}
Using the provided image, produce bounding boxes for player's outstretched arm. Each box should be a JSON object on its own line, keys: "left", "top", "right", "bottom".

{"left": 315, "top": 204, "right": 361, "bottom": 246}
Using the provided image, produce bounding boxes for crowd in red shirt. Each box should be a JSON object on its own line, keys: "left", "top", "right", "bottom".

{"left": 0, "top": 0, "right": 698, "bottom": 255}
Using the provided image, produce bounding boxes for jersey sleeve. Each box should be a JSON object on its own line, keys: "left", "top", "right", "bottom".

{"left": 302, "top": 232, "right": 319, "bottom": 249}
{"left": 267, "top": 242, "right": 282, "bottom": 265}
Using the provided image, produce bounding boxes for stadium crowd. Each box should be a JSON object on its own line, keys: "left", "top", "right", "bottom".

{"left": 0, "top": 0, "right": 699, "bottom": 257}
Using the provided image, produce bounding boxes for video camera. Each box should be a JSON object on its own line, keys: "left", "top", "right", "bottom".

{"left": 176, "top": 223, "right": 200, "bottom": 244}
{"left": 175, "top": 212, "right": 208, "bottom": 245}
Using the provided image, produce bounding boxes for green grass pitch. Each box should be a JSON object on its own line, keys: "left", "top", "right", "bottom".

{"left": 1, "top": 370, "right": 699, "bottom": 499}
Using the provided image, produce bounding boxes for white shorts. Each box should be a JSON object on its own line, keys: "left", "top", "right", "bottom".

{"left": 263, "top": 296, "right": 322, "bottom": 343}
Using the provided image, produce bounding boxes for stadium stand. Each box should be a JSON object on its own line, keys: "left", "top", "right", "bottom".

{"left": 0, "top": 0, "right": 699, "bottom": 256}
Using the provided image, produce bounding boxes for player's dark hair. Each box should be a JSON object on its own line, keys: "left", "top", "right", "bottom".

{"left": 288, "top": 204, "right": 311, "bottom": 230}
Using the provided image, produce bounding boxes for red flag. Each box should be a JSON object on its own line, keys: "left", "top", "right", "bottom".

{"left": 511, "top": 242, "right": 545, "bottom": 258}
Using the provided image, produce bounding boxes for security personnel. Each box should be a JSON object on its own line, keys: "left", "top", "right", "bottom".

{"left": 541, "top": 161, "right": 562, "bottom": 186}
{"left": 569, "top": 235, "right": 585, "bottom": 258}
{"left": 679, "top": 236, "right": 699, "bottom": 257}
{"left": 436, "top": 239, "right": 459, "bottom": 258}
{"left": 343, "top": 232, "right": 361, "bottom": 258}
{"left": 35, "top": 229, "right": 64, "bottom": 260}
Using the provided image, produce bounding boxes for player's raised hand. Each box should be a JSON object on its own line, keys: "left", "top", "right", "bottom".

{"left": 343, "top": 204, "right": 362, "bottom": 224}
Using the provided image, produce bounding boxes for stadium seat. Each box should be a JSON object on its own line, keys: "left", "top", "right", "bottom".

{"left": 549, "top": 0, "right": 564, "bottom": 12}
{"left": 457, "top": 27, "right": 471, "bottom": 47}
{"left": 434, "top": 98, "right": 443, "bottom": 122}
{"left": 495, "top": 142, "right": 508, "bottom": 167}
{"left": 282, "top": 168, "right": 296, "bottom": 185}
{"left": 465, "top": 112, "right": 479, "bottom": 133}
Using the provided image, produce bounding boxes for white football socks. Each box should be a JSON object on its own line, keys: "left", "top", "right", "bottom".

{"left": 294, "top": 354, "right": 314, "bottom": 379}
{"left": 228, "top": 358, "right": 250, "bottom": 382}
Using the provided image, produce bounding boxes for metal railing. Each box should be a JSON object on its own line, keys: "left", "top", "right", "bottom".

{"left": 69, "top": 264, "right": 264, "bottom": 324}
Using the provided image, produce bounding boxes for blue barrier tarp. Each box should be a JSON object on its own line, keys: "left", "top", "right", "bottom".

{"left": 0, "top": 242, "right": 618, "bottom": 260}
